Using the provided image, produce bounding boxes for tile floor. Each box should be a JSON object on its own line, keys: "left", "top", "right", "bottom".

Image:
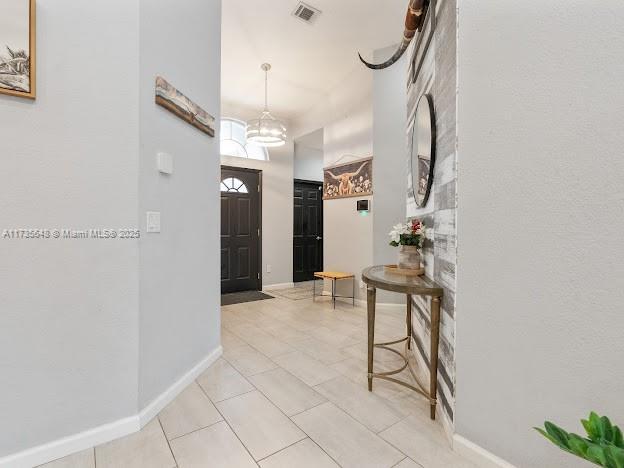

{"left": 40, "top": 295, "right": 477, "bottom": 468}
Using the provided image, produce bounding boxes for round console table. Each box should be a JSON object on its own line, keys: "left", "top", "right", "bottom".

{"left": 362, "top": 265, "right": 444, "bottom": 420}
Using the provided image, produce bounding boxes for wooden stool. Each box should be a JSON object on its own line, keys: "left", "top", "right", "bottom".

{"left": 313, "top": 271, "right": 355, "bottom": 309}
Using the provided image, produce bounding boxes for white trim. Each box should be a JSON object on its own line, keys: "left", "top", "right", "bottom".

{"left": 453, "top": 435, "right": 517, "bottom": 468}
{"left": 0, "top": 346, "right": 222, "bottom": 468}
{"left": 263, "top": 282, "right": 295, "bottom": 290}
{"left": 0, "top": 416, "right": 140, "bottom": 468}
{"left": 138, "top": 346, "right": 223, "bottom": 427}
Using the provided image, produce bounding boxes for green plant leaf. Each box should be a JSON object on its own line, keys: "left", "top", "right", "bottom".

{"left": 613, "top": 427, "right": 624, "bottom": 448}
{"left": 603, "top": 446, "right": 624, "bottom": 468}
{"left": 568, "top": 434, "right": 590, "bottom": 458}
{"left": 536, "top": 427, "right": 568, "bottom": 450}
{"left": 585, "top": 418, "right": 600, "bottom": 441}
{"left": 605, "top": 446, "right": 624, "bottom": 468}
{"left": 587, "top": 445, "right": 608, "bottom": 466}
{"left": 601, "top": 416, "right": 615, "bottom": 443}
{"left": 545, "top": 422, "right": 572, "bottom": 450}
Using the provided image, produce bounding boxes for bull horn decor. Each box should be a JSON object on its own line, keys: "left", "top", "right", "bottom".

{"left": 359, "top": 0, "right": 427, "bottom": 70}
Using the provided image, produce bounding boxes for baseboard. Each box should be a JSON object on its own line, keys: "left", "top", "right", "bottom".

{"left": 138, "top": 346, "right": 223, "bottom": 426}
{"left": 0, "top": 346, "right": 223, "bottom": 468}
{"left": 453, "top": 435, "right": 517, "bottom": 468}
{"left": 0, "top": 416, "right": 140, "bottom": 468}
{"left": 263, "top": 282, "right": 295, "bottom": 290}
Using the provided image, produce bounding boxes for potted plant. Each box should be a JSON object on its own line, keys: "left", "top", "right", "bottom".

{"left": 389, "top": 219, "right": 425, "bottom": 270}
{"left": 536, "top": 412, "right": 624, "bottom": 467}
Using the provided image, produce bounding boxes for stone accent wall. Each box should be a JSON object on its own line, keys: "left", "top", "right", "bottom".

{"left": 406, "top": 0, "right": 457, "bottom": 426}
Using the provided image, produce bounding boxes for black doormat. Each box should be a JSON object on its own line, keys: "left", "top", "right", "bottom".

{"left": 221, "top": 291, "right": 275, "bottom": 306}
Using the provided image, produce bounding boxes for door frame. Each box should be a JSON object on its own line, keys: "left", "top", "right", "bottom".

{"left": 293, "top": 178, "right": 324, "bottom": 283}
{"left": 221, "top": 165, "right": 263, "bottom": 291}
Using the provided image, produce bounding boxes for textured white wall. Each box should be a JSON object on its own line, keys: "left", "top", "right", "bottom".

{"left": 0, "top": 0, "right": 140, "bottom": 457}
{"left": 373, "top": 45, "right": 408, "bottom": 304}
{"left": 221, "top": 102, "right": 295, "bottom": 288}
{"left": 138, "top": 0, "right": 222, "bottom": 408}
{"left": 455, "top": 1, "right": 624, "bottom": 466}
{"left": 294, "top": 142, "right": 323, "bottom": 182}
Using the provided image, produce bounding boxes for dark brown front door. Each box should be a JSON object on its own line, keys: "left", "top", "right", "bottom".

{"left": 293, "top": 179, "right": 323, "bottom": 282}
{"left": 221, "top": 167, "right": 261, "bottom": 294}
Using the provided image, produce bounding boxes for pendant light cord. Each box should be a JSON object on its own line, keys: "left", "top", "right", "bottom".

{"left": 264, "top": 68, "right": 269, "bottom": 111}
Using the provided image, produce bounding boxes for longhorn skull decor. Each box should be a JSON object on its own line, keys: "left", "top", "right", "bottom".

{"left": 359, "top": 0, "right": 428, "bottom": 70}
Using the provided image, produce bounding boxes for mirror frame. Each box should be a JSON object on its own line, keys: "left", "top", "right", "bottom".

{"left": 410, "top": 94, "right": 436, "bottom": 208}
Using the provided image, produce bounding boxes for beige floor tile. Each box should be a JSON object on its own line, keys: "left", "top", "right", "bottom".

{"left": 38, "top": 449, "right": 94, "bottom": 468}
{"left": 244, "top": 333, "right": 295, "bottom": 358}
{"left": 289, "top": 336, "right": 349, "bottom": 365}
{"left": 308, "top": 326, "right": 360, "bottom": 348}
{"left": 292, "top": 402, "right": 404, "bottom": 468}
{"left": 330, "top": 358, "right": 430, "bottom": 418}
{"left": 250, "top": 368, "right": 326, "bottom": 416}
{"left": 342, "top": 339, "right": 407, "bottom": 363}
{"left": 314, "top": 376, "right": 408, "bottom": 433}
{"left": 216, "top": 390, "right": 306, "bottom": 460}
{"left": 379, "top": 414, "right": 477, "bottom": 468}
{"left": 169, "top": 421, "right": 256, "bottom": 468}
{"left": 260, "top": 323, "right": 311, "bottom": 343}
{"left": 95, "top": 419, "right": 175, "bottom": 468}
{"left": 271, "top": 352, "right": 340, "bottom": 386}
{"left": 158, "top": 381, "right": 223, "bottom": 440}
{"left": 223, "top": 344, "right": 278, "bottom": 376}
{"left": 221, "top": 329, "right": 247, "bottom": 350}
{"left": 393, "top": 457, "right": 424, "bottom": 468}
{"left": 259, "top": 438, "right": 339, "bottom": 468}
{"left": 196, "top": 358, "right": 255, "bottom": 402}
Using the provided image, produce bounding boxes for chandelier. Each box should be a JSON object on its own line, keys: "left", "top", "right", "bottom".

{"left": 246, "top": 63, "right": 287, "bottom": 147}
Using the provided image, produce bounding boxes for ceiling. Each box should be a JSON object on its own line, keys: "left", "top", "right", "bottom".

{"left": 221, "top": 0, "right": 407, "bottom": 121}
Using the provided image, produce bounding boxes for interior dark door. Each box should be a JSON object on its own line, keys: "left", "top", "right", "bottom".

{"left": 293, "top": 180, "right": 323, "bottom": 282}
{"left": 221, "top": 167, "right": 261, "bottom": 294}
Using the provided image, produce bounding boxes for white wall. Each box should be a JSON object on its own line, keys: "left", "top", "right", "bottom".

{"left": 455, "top": 1, "right": 624, "bottom": 467}
{"left": 0, "top": 0, "right": 222, "bottom": 464}
{"left": 221, "top": 102, "right": 295, "bottom": 288}
{"left": 0, "top": 0, "right": 140, "bottom": 457}
{"left": 294, "top": 128, "right": 324, "bottom": 182}
{"left": 138, "top": 0, "right": 222, "bottom": 408}
{"left": 373, "top": 45, "right": 408, "bottom": 304}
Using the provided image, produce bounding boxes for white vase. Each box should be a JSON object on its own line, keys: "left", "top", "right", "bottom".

{"left": 398, "top": 245, "right": 421, "bottom": 270}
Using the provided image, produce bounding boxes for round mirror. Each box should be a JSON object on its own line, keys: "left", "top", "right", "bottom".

{"left": 410, "top": 94, "right": 436, "bottom": 207}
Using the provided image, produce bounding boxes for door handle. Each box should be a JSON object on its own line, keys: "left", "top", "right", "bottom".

{"left": 316, "top": 236, "right": 322, "bottom": 241}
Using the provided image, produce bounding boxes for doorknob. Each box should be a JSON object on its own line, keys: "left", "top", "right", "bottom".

{"left": 316, "top": 236, "right": 322, "bottom": 241}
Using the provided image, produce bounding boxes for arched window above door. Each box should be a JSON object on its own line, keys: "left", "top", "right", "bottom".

{"left": 220, "top": 177, "right": 249, "bottom": 193}
{"left": 220, "top": 118, "right": 269, "bottom": 161}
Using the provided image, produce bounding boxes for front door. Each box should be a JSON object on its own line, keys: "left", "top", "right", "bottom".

{"left": 221, "top": 167, "right": 261, "bottom": 294}
{"left": 293, "top": 179, "right": 323, "bottom": 282}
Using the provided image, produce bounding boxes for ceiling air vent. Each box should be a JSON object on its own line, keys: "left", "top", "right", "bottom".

{"left": 292, "top": 2, "right": 321, "bottom": 24}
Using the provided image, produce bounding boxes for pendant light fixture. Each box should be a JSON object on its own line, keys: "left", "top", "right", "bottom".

{"left": 246, "top": 63, "right": 287, "bottom": 147}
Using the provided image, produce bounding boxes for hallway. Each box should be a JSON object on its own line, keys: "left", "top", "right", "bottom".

{"left": 42, "top": 295, "right": 475, "bottom": 468}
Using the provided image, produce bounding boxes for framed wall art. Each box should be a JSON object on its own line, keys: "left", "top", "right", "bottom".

{"left": 323, "top": 157, "right": 373, "bottom": 200}
{"left": 0, "top": 0, "right": 36, "bottom": 99}
{"left": 155, "top": 76, "right": 215, "bottom": 137}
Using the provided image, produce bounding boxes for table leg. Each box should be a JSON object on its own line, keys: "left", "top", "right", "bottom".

{"left": 429, "top": 296, "right": 441, "bottom": 420}
{"left": 352, "top": 277, "right": 355, "bottom": 307}
{"left": 332, "top": 279, "right": 336, "bottom": 309}
{"left": 406, "top": 294, "right": 412, "bottom": 350}
{"left": 367, "top": 286, "right": 376, "bottom": 391}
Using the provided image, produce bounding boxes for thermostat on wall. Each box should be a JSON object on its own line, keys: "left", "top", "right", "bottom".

{"left": 357, "top": 200, "right": 370, "bottom": 215}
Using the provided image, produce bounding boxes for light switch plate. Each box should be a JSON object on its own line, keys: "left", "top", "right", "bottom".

{"left": 157, "top": 152, "right": 173, "bottom": 174}
{"left": 146, "top": 211, "right": 161, "bottom": 233}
